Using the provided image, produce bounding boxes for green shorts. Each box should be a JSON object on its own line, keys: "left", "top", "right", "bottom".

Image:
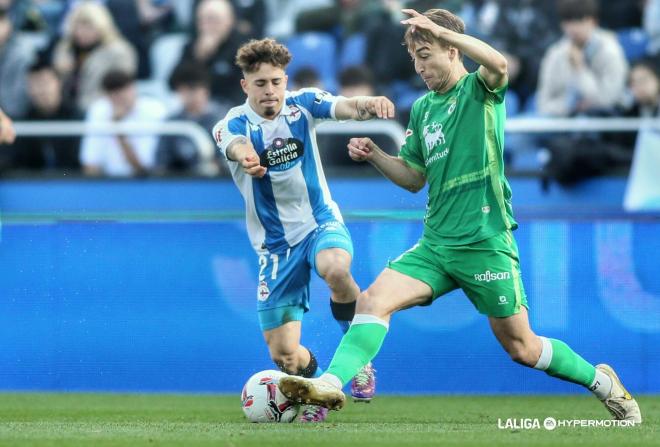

{"left": 388, "top": 230, "right": 528, "bottom": 318}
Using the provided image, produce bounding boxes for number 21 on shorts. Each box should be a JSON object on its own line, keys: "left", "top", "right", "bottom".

{"left": 258, "top": 254, "right": 279, "bottom": 281}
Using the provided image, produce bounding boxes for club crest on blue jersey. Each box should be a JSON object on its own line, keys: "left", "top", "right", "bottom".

{"left": 259, "top": 137, "right": 304, "bottom": 171}
{"left": 285, "top": 105, "right": 302, "bottom": 123}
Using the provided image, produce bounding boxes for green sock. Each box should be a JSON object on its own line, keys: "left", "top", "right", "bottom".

{"left": 535, "top": 337, "right": 596, "bottom": 387}
{"left": 326, "top": 315, "right": 388, "bottom": 386}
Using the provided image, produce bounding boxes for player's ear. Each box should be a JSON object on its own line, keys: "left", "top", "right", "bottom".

{"left": 283, "top": 74, "right": 288, "bottom": 89}
{"left": 240, "top": 78, "right": 248, "bottom": 95}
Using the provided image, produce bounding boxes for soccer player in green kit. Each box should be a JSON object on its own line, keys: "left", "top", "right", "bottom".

{"left": 280, "top": 8, "right": 642, "bottom": 423}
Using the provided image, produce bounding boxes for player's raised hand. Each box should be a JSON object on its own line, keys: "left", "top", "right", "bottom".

{"left": 0, "top": 109, "right": 16, "bottom": 144}
{"left": 400, "top": 8, "right": 442, "bottom": 38}
{"left": 361, "top": 96, "right": 395, "bottom": 120}
{"left": 348, "top": 137, "right": 377, "bottom": 162}
{"left": 242, "top": 151, "right": 267, "bottom": 178}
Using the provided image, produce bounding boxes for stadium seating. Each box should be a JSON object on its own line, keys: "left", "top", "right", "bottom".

{"left": 616, "top": 28, "right": 650, "bottom": 62}
{"left": 150, "top": 33, "right": 188, "bottom": 83}
{"left": 286, "top": 32, "right": 338, "bottom": 93}
{"left": 338, "top": 33, "right": 367, "bottom": 69}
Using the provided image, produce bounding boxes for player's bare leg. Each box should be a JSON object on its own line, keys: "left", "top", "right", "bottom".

{"left": 490, "top": 307, "right": 642, "bottom": 423}
{"left": 264, "top": 321, "right": 329, "bottom": 421}
{"left": 316, "top": 247, "right": 376, "bottom": 402}
{"left": 263, "top": 321, "right": 311, "bottom": 374}
{"left": 280, "top": 268, "right": 432, "bottom": 409}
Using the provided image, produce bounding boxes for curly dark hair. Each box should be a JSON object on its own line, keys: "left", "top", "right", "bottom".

{"left": 235, "top": 38, "right": 292, "bottom": 74}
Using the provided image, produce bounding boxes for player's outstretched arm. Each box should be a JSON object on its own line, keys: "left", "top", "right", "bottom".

{"left": 401, "top": 8, "right": 508, "bottom": 90}
{"left": 334, "top": 96, "right": 396, "bottom": 121}
{"left": 226, "top": 137, "right": 267, "bottom": 178}
{"left": 348, "top": 137, "right": 425, "bottom": 193}
{"left": 0, "top": 107, "right": 16, "bottom": 144}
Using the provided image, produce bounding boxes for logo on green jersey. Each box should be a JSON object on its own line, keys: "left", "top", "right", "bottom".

{"left": 422, "top": 122, "right": 445, "bottom": 152}
{"left": 448, "top": 99, "right": 457, "bottom": 115}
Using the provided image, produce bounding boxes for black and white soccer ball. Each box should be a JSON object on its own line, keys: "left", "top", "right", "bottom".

{"left": 241, "top": 370, "right": 299, "bottom": 423}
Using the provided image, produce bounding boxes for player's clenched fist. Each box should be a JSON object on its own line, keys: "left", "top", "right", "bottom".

{"left": 348, "top": 137, "right": 377, "bottom": 162}
{"left": 241, "top": 151, "right": 267, "bottom": 178}
{"left": 358, "top": 97, "right": 395, "bottom": 120}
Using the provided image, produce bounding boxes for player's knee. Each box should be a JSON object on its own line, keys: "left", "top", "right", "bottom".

{"left": 506, "top": 340, "right": 539, "bottom": 367}
{"left": 322, "top": 262, "right": 352, "bottom": 288}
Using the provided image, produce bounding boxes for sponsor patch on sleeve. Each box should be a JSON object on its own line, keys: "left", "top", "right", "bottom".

{"left": 314, "top": 90, "right": 331, "bottom": 104}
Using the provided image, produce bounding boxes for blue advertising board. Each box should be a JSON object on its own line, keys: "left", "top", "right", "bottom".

{"left": 0, "top": 179, "right": 657, "bottom": 394}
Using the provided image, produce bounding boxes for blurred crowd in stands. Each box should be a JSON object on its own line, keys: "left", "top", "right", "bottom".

{"left": 0, "top": 0, "right": 658, "bottom": 183}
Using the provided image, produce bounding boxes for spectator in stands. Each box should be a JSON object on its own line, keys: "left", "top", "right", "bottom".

{"left": 155, "top": 63, "right": 228, "bottom": 176}
{"left": 12, "top": 60, "right": 81, "bottom": 171}
{"left": 80, "top": 70, "right": 166, "bottom": 177}
{"left": 472, "top": 0, "right": 560, "bottom": 108}
{"left": 0, "top": 5, "right": 31, "bottom": 118}
{"left": 607, "top": 58, "right": 660, "bottom": 148}
{"left": 264, "top": 0, "right": 332, "bottom": 39}
{"left": 106, "top": 0, "right": 174, "bottom": 80}
{"left": 338, "top": 65, "right": 375, "bottom": 97}
{"left": 627, "top": 58, "right": 660, "bottom": 117}
{"left": 191, "top": 0, "right": 266, "bottom": 38}
{"left": 541, "top": 59, "right": 659, "bottom": 187}
{"left": 296, "top": 0, "right": 388, "bottom": 38}
{"left": 52, "top": 2, "right": 137, "bottom": 112}
{"left": 537, "top": 0, "right": 628, "bottom": 117}
{"left": 291, "top": 66, "right": 323, "bottom": 90}
{"left": 175, "top": 0, "right": 247, "bottom": 105}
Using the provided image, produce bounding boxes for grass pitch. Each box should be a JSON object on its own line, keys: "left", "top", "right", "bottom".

{"left": 0, "top": 393, "right": 656, "bottom": 446}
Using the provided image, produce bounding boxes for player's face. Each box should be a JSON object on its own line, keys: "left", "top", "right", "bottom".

{"left": 411, "top": 41, "right": 455, "bottom": 92}
{"left": 241, "top": 63, "right": 288, "bottom": 119}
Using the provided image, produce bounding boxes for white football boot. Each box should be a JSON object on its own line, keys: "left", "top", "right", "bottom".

{"left": 596, "top": 364, "right": 642, "bottom": 423}
{"left": 279, "top": 376, "right": 346, "bottom": 410}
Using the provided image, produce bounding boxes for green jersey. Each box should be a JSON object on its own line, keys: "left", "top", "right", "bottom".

{"left": 399, "top": 71, "right": 517, "bottom": 246}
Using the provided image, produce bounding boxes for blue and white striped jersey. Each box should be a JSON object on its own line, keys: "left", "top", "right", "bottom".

{"left": 213, "top": 88, "right": 344, "bottom": 253}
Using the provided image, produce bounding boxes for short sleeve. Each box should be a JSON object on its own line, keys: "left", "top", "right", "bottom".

{"left": 212, "top": 112, "right": 247, "bottom": 159}
{"left": 398, "top": 103, "right": 426, "bottom": 174}
{"left": 475, "top": 70, "right": 508, "bottom": 104}
{"left": 289, "top": 88, "right": 339, "bottom": 119}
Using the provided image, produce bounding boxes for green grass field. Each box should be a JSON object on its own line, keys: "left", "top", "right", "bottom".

{"left": 0, "top": 393, "right": 656, "bottom": 446}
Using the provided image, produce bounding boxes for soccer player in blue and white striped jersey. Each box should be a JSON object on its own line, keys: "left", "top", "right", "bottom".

{"left": 213, "top": 38, "right": 394, "bottom": 422}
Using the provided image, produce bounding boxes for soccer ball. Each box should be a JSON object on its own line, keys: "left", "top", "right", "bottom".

{"left": 241, "top": 370, "right": 299, "bottom": 423}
